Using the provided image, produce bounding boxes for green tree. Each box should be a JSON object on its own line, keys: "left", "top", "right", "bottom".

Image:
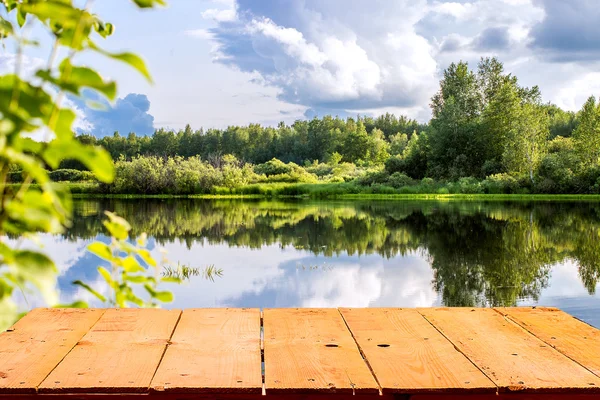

{"left": 573, "top": 96, "right": 600, "bottom": 168}
{"left": 504, "top": 102, "right": 549, "bottom": 183}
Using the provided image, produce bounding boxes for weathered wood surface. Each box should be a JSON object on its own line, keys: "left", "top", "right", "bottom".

{"left": 263, "top": 308, "right": 379, "bottom": 394}
{"left": 340, "top": 308, "right": 496, "bottom": 394}
{"left": 151, "top": 308, "right": 262, "bottom": 394}
{"left": 497, "top": 307, "right": 600, "bottom": 377}
{"left": 39, "top": 308, "right": 180, "bottom": 393}
{"left": 1, "top": 307, "right": 600, "bottom": 398}
{"left": 0, "top": 308, "right": 105, "bottom": 393}
{"left": 419, "top": 308, "right": 600, "bottom": 393}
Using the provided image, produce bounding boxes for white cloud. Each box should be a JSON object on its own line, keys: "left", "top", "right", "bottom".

{"left": 553, "top": 72, "right": 600, "bottom": 111}
{"left": 184, "top": 29, "right": 215, "bottom": 40}
{"left": 202, "top": 8, "right": 236, "bottom": 22}
{"left": 201, "top": 0, "right": 237, "bottom": 22}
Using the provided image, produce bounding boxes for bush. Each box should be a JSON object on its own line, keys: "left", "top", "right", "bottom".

{"left": 387, "top": 172, "right": 414, "bottom": 189}
{"left": 254, "top": 158, "right": 292, "bottom": 176}
{"left": 49, "top": 169, "right": 96, "bottom": 182}
{"left": 483, "top": 173, "right": 520, "bottom": 194}
{"left": 357, "top": 170, "right": 389, "bottom": 186}
{"left": 450, "top": 177, "right": 483, "bottom": 194}
{"left": 305, "top": 161, "right": 333, "bottom": 177}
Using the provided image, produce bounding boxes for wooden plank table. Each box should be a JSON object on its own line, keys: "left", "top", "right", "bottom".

{"left": 0, "top": 307, "right": 599, "bottom": 400}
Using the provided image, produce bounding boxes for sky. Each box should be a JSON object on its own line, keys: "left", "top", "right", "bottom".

{"left": 3, "top": 0, "right": 600, "bottom": 136}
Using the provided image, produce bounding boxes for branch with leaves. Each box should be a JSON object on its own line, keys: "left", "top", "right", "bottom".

{"left": 0, "top": 0, "right": 166, "bottom": 329}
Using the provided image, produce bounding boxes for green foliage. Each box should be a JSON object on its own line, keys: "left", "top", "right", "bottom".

{"left": 254, "top": 158, "right": 294, "bottom": 176}
{"left": 49, "top": 169, "right": 95, "bottom": 182}
{"left": 482, "top": 173, "right": 520, "bottom": 194}
{"left": 573, "top": 96, "right": 600, "bottom": 169}
{"left": 0, "top": 0, "right": 164, "bottom": 330}
{"left": 76, "top": 211, "right": 178, "bottom": 307}
{"left": 387, "top": 172, "right": 415, "bottom": 189}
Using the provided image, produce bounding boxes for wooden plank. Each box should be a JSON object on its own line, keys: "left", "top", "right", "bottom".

{"left": 38, "top": 308, "right": 181, "bottom": 393}
{"left": 151, "top": 308, "right": 262, "bottom": 394}
{"left": 419, "top": 308, "right": 600, "bottom": 393}
{"left": 496, "top": 307, "right": 600, "bottom": 378}
{"left": 0, "top": 308, "right": 104, "bottom": 394}
{"left": 263, "top": 308, "right": 379, "bottom": 394}
{"left": 339, "top": 308, "right": 496, "bottom": 394}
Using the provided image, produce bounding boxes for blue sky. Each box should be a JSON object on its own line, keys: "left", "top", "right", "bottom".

{"left": 3, "top": 0, "right": 600, "bottom": 136}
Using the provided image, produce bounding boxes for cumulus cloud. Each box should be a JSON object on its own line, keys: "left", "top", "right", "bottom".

{"left": 202, "top": 0, "right": 438, "bottom": 118}
{"left": 529, "top": 0, "right": 600, "bottom": 62}
{"left": 472, "top": 27, "right": 511, "bottom": 51}
{"left": 73, "top": 92, "right": 155, "bottom": 137}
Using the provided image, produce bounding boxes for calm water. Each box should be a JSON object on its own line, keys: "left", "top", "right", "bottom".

{"left": 29, "top": 199, "right": 600, "bottom": 327}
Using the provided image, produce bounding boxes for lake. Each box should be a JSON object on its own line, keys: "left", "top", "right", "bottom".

{"left": 32, "top": 199, "right": 600, "bottom": 327}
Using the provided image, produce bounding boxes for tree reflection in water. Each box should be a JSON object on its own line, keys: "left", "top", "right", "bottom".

{"left": 68, "top": 199, "right": 600, "bottom": 307}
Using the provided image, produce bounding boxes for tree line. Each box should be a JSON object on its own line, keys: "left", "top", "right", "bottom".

{"left": 60, "top": 57, "right": 600, "bottom": 194}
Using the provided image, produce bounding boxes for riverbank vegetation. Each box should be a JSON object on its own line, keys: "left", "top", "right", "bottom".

{"left": 20, "top": 57, "right": 600, "bottom": 196}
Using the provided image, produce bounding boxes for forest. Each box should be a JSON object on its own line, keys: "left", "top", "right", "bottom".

{"left": 20, "top": 57, "right": 600, "bottom": 195}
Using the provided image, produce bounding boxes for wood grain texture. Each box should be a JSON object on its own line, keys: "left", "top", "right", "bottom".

{"left": 38, "top": 308, "right": 181, "bottom": 393}
{"left": 496, "top": 307, "right": 600, "bottom": 378}
{"left": 0, "top": 308, "right": 105, "bottom": 394}
{"left": 419, "top": 308, "right": 600, "bottom": 393}
{"left": 263, "top": 308, "right": 379, "bottom": 394}
{"left": 151, "top": 308, "right": 262, "bottom": 394}
{"left": 340, "top": 308, "right": 496, "bottom": 394}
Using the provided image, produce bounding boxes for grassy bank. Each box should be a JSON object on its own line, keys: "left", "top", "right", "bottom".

{"left": 10, "top": 182, "right": 599, "bottom": 201}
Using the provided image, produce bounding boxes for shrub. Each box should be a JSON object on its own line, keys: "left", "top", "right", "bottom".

{"left": 455, "top": 177, "right": 483, "bottom": 194}
{"left": 254, "top": 158, "right": 292, "bottom": 176}
{"left": 387, "top": 172, "right": 414, "bottom": 189}
{"left": 357, "top": 170, "right": 389, "bottom": 186}
{"left": 49, "top": 169, "right": 96, "bottom": 182}
{"left": 305, "top": 161, "right": 333, "bottom": 177}
{"left": 483, "top": 173, "right": 520, "bottom": 194}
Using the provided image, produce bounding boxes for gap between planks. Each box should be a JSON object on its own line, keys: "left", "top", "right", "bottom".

{"left": 414, "top": 308, "right": 500, "bottom": 395}
{"left": 337, "top": 309, "right": 383, "bottom": 396}
{"left": 34, "top": 309, "right": 107, "bottom": 395}
{"left": 493, "top": 307, "right": 600, "bottom": 381}
{"left": 148, "top": 309, "right": 184, "bottom": 389}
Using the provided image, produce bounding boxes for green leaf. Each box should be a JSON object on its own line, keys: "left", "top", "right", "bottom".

{"left": 90, "top": 43, "right": 152, "bottom": 83}
{"left": 0, "top": 17, "right": 13, "bottom": 38}
{"left": 125, "top": 290, "right": 144, "bottom": 307}
{"left": 11, "top": 250, "right": 58, "bottom": 306}
{"left": 144, "top": 284, "right": 173, "bottom": 302}
{"left": 87, "top": 242, "right": 113, "bottom": 261}
{"left": 52, "top": 108, "right": 76, "bottom": 139}
{"left": 57, "top": 59, "right": 117, "bottom": 100}
{"left": 105, "top": 211, "right": 131, "bottom": 231}
{"left": 103, "top": 221, "right": 129, "bottom": 241}
{"left": 16, "top": 8, "right": 26, "bottom": 27}
{"left": 160, "top": 276, "right": 182, "bottom": 284}
{"left": 20, "top": 2, "right": 89, "bottom": 28}
{"left": 121, "top": 255, "right": 144, "bottom": 273}
{"left": 123, "top": 274, "right": 149, "bottom": 283}
{"left": 132, "top": 0, "right": 167, "bottom": 8}
{"left": 43, "top": 139, "right": 114, "bottom": 183}
{"left": 137, "top": 249, "right": 157, "bottom": 267}
{"left": 55, "top": 300, "right": 89, "bottom": 308}
{"left": 72, "top": 280, "right": 106, "bottom": 302}
{"left": 98, "top": 266, "right": 114, "bottom": 287}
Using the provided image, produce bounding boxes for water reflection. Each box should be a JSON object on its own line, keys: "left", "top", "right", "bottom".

{"left": 45, "top": 199, "right": 600, "bottom": 326}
